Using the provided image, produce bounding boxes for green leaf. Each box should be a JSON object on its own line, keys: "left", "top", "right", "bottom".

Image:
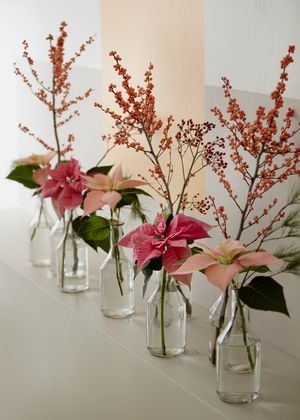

{"left": 73, "top": 215, "right": 110, "bottom": 253}
{"left": 121, "top": 188, "right": 152, "bottom": 197}
{"left": 238, "top": 276, "right": 289, "bottom": 317}
{"left": 240, "top": 265, "right": 270, "bottom": 274}
{"left": 191, "top": 246, "right": 203, "bottom": 255}
{"left": 86, "top": 165, "right": 113, "bottom": 175}
{"left": 6, "top": 165, "right": 39, "bottom": 189}
{"left": 78, "top": 215, "right": 110, "bottom": 240}
{"left": 116, "top": 193, "right": 138, "bottom": 208}
{"left": 274, "top": 244, "right": 300, "bottom": 276}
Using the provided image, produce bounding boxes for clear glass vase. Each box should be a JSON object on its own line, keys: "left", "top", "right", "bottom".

{"left": 216, "top": 286, "right": 261, "bottom": 403}
{"left": 28, "top": 196, "right": 53, "bottom": 267}
{"left": 56, "top": 210, "right": 89, "bottom": 293}
{"left": 50, "top": 216, "right": 65, "bottom": 275}
{"left": 99, "top": 223, "right": 134, "bottom": 318}
{"left": 147, "top": 269, "right": 186, "bottom": 357}
{"left": 209, "top": 287, "right": 230, "bottom": 365}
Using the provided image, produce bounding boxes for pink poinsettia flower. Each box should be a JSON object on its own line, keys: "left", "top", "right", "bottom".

{"left": 82, "top": 165, "right": 146, "bottom": 215}
{"left": 16, "top": 151, "right": 56, "bottom": 166}
{"left": 173, "top": 238, "right": 282, "bottom": 291}
{"left": 42, "top": 157, "right": 86, "bottom": 218}
{"left": 118, "top": 212, "right": 213, "bottom": 286}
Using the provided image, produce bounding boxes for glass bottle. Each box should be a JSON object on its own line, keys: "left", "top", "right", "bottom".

{"left": 50, "top": 216, "right": 65, "bottom": 275}
{"left": 209, "top": 287, "right": 230, "bottom": 365}
{"left": 216, "top": 286, "right": 261, "bottom": 403}
{"left": 56, "top": 210, "right": 89, "bottom": 293}
{"left": 28, "top": 196, "right": 53, "bottom": 267}
{"left": 147, "top": 269, "right": 186, "bottom": 357}
{"left": 99, "top": 223, "right": 134, "bottom": 318}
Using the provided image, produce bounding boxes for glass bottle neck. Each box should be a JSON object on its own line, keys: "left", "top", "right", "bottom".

{"left": 229, "top": 285, "right": 251, "bottom": 332}
{"left": 157, "top": 269, "right": 177, "bottom": 292}
{"left": 109, "top": 223, "right": 125, "bottom": 258}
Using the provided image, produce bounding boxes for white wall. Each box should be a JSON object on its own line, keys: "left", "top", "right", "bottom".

{"left": 0, "top": 0, "right": 102, "bottom": 210}
{"left": 205, "top": 0, "right": 300, "bottom": 98}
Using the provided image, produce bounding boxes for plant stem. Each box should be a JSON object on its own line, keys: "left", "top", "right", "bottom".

{"left": 160, "top": 268, "right": 167, "bottom": 356}
{"left": 52, "top": 76, "right": 61, "bottom": 163}
{"left": 30, "top": 200, "right": 43, "bottom": 241}
{"left": 70, "top": 213, "right": 79, "bottom": 274}
{"left": 110, "top": 212, "right": 124, "bottom": 296}
{"left": 61, "top": 212, "right": 72, "bottom": 290}
{"left": 234, "top": 287, "right": 255, "bottom": 371}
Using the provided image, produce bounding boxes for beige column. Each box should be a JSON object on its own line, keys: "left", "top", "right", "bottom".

{"left": 100, "top": 0, "right": 205, "bottom": 204}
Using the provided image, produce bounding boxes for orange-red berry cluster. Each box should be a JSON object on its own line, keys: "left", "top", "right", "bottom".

{"left": 210, "top": 46, "right": 299, "bottom": 245}
{"left": 14, "top": 22, "right": 95, "bottom": 160}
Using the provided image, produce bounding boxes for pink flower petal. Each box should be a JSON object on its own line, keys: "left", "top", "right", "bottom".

{"left": 83, "top": 190, "right": 106, "bottom": 215}
{"left": 59, "top": 185, "right": 83, "bottom": 210}
{"left": 131, "top": 233, "right": 163, "bottom": 269}
{"left": 118, "top": 223, "right": 156, "bottom": 247}
{"left": 205, "top": 262, "right": 242, "bottom": 291}
{"left": 32, "top": 167, "right": 49, "bottom": 186}
{"left": 102, "top": 191, "right": 122, "bottom": 210}
{"left": 173, "top": 253, "right": 217, "bottom": 274}
{"left": 163, "top": 247, "right": 192, "bottom": 286}
{"left": 238, "top": 252, "right": 282, "bottom": 267}
{"left": 82, "top": 173, "right": 109, "bottom": 190}
{"left": 42, "top": 179, "right": 61, "bottom": 198}
{"left": 166, "top": 238, "right": 187, "bottom": 248}
{"left": 117, "top": 179, "right": 147, "bottom": 190}
{"left": 111, "top": 165, "right": 123, "bottom": 185}
{"left": 51, "top": 192, "right": 65, "bottom": 219}
{"left": 215, "top": 239, "right": 246, "bottom": 259}
{"left": 167, "top": 213, "right": 212, "bottom": 242}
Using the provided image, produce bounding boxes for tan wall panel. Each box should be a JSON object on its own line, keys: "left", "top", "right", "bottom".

{"left": 100, "top": 0, "right": 205, "bottom": 209}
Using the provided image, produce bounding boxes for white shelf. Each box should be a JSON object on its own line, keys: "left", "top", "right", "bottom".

{"left": 0, "top": 209, "right": 299, "bottom": 420}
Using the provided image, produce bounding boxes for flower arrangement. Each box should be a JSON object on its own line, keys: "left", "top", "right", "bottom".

{"left": 94, "top": 51, "right": 227, "bottom": 318}
{"left": 119, "top": 211, "right": 212, "bottom": 355}
{"left": 6, "top": 22, "right": 96, "bottom": 265}
{"left": 41, "top": 158, "right": 88, "bottom": 289}
{"left": 174, "top": 46, "right": 300, "bottom": 370}
{"left": 13, "top": 21, "right": 95, "bottom": 163}
{"left": 74, "top": 164, "right": 150, "bottom": 305}
{"left": 93, "top": 51, "right": 228, "bottom": 351}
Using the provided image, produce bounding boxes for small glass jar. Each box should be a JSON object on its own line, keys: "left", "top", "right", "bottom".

{"left": 147, "top": 269, "right": 186, "bottom": 357}
{"left": 56, "top": 210, "right": 89, "bottom": 293}
{"left": 28, "top": 196, "right": 53, "bottom": 267}
{"left": 216, "top": 286, "right": 261, "bottom": 403}
{"left": 99, "top": 223, "right": 134, "bottom": 318}
{"left": 209, "top": 287, "right": 230, "bottom": 365}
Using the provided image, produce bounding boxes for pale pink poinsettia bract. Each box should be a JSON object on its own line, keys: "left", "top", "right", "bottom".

{"left": 16, "top": 151, "right": 56, "bottom": 166}
{"left": 42, "top": 157, "right": 86, "bottom": 218}
{"left": 82, "top": 164, "right": 146, "bottom": 214}
{"left": 118, "top": 212, "right": 213, "bottom": 286}
{"left": 173, "top": 238, "right": 282, "bottom": 291}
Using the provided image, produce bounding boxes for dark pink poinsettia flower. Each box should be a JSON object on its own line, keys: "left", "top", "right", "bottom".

{"left": 118, "top": 212, "right": 213, "bottom": 286}
{"left": 42, "top": 158, "right": 86, "bottom": 218}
